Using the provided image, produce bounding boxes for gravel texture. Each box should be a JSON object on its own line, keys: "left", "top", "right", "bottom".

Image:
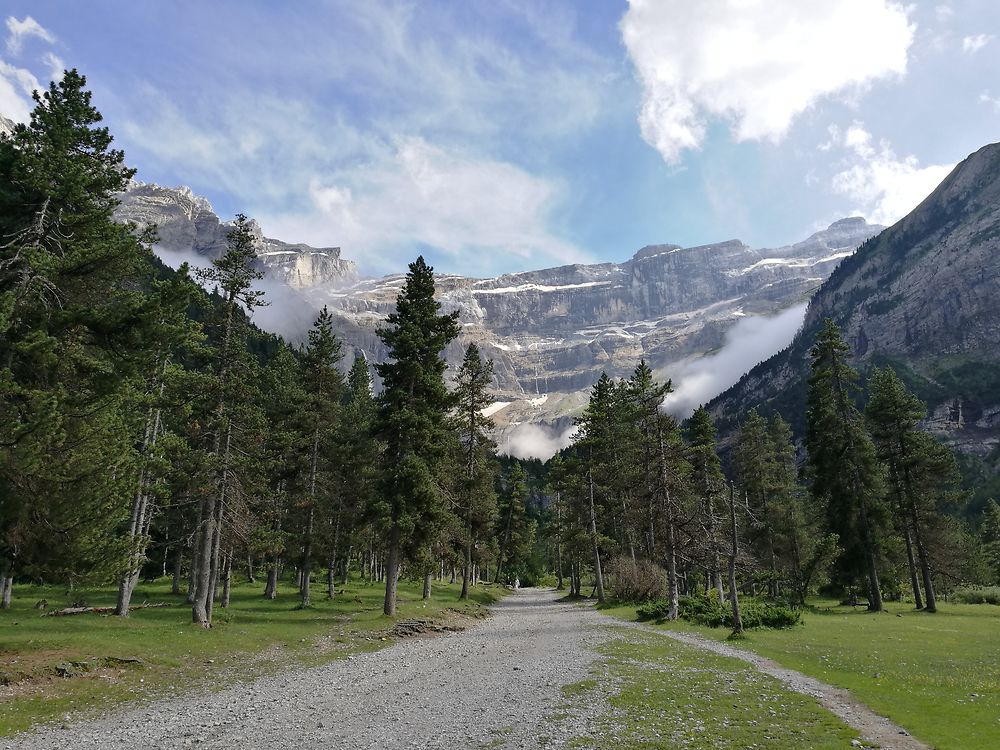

{"left": 3, "top": 588, "right": 607, "bottom": 750}
{"left": 3, "top": 589, "right": 928, "bottom": 749}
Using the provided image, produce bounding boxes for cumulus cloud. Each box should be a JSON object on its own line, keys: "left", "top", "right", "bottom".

{"left": 661, "top": 304, "right": 808, "bottom": 418}
{"left": 620, "top": 0, "right": 915, "bottom": 163}
{"left": 980, "top": 91, "right": 1000, "bottom": 113}
{"left": 260, "top": 137, "right": 588, "bottom": 276}
{"left": 501, "top": 422, "right": 577, "bottom": 461}
{"left": 0, "top": 58, "right": 40, "bottom": 122}
{"left": 962, "top": 34, "right": 993, "bottom": 54}
{"left": 5, "top": 16, "right": 55, "bottom": 55}
{"left": 829, "top": 122, "right": 955, "bottom": 226}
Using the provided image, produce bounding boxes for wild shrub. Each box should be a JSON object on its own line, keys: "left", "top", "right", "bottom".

{"left": 608, "top": 556, "right": 668, "bottom": 603}
{"left": 951, "top": 586, "right": 1000, "bottom": 605}
{"left": 637, "top": 593, "right": 801, "bottom": 629}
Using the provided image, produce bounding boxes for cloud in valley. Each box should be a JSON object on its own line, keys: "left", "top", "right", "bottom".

{"left": 662, "top": 304, "right": 808, "bottom": 417}
{"left": 620, "top": 0, "right": 914, "bottom": 163}
{"left": 501, "top": 423, "right": 577, "bottom": 461}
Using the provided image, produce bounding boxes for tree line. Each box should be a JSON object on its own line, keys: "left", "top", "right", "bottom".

{"left": 538, "top": 318, "right": 989, "bottom": 628}
{"left": 0, "top": 71, "right": 538, "bottom": 622}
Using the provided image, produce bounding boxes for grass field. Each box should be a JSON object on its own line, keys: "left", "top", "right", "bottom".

{"left": 602, "top": 598, "right": 1000, "bottom": 750}
{"left": 0, "top": 576, "right": 502, "bottom": 736}
{"left": 555, "top": 627, "right": 865, "bottom": 749}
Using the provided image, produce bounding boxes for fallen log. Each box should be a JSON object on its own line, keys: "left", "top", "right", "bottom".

{"left": 44, "top": 602, "right": 172, "bottom": 617}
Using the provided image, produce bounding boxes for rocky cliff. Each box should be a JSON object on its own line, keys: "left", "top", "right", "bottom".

{"left": 112, "top": 182, "right": 881, "bottom": 456}
{"left": 709, "top": 141, "right": 1000, "bottom": 457}
{"left": 116, "top": 182, "right": 359, "bottom": 289}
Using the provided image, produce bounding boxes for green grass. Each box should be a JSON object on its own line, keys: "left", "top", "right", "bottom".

{"left": 564, "top": 628, "right": 864, "bottom": 749}
{"left": 0, "top": 575, "right": 502, "bottom": 736}
{"left": 602, "top": 598, "right": 1000, "bottom": 750}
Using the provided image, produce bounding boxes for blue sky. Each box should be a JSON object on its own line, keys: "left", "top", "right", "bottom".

{"left": 2, "top": 1, "right": 999, "bottom": 278}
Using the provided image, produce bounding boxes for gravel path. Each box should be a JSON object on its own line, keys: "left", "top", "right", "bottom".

{"left": 4, "top": 589, "right": 928, "bottom": 750}
{"left": 3, "top": 588, "right": 607, "bottom": 750}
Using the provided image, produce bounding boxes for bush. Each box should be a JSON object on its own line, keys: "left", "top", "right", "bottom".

{"left": 607, "top": 556, "right": 668, "bottom": 603}
{"left": 951, "top": 586, "right": 1000, "bottom": 605}
{"left": 637, "top": 593, "right": 801, "bottom": 629}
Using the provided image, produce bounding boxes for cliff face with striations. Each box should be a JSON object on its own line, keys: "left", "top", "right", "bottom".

{"left": 710, "top": 141, "right": 1000, "bottom": 456}
{"left": 115, "top": 182, "right": 359, "bottom": 289}
{"left": 112, "top": 181, "right": 882, "bottom": 455}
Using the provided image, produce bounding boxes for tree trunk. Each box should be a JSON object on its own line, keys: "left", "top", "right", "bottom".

{"left": 912, "top": 520, "right": 937, "bottom": 613}
{"left": 902, "top": 524, "right": 924, "bottom": 609}
{"left": 555, "top": 494, "right": 564, "bottom": 590}
{"left": 383, "top": 524, "right": 401, "bottom": 615}
{"left": 0, "top": 573, "right": 12, "bottom": 610}
{"left": 422, "top": 571, "right": 432, "bottom": 600}
{"left": 341, "top": 547, "right": 351, "bottom": 585}
{"left": 587, "top": 468, "right": 606, "bottom": 604}
{"left": 728, "top": 482, "right": 744, "bottom": 636}
{"left": 171, "top": 550, "right": 183, "bottom": 596}
{"left": 265, "top": 558, "right": 278, "bottom": 600}
{"left": 221, "top": 549, "right": 233, "bottom": 609}
{"left": 858, "top": 498, "right": 884, "bottom": 612}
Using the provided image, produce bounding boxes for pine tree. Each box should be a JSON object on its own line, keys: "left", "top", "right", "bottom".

{"left": 574, "top": 372, "right": 618, "bottom": 602}
{"left": 866, "top": 366, "right": 961, "bottom": 612}
{"left": 0, "top": 70, "right": 156, "bottom": 598}
{"left": 452, "top": 344, "right": 498, "bottom": 599}
{"left": 495, "top": 463, "right": 532, "bottom": 584}
{"left": 806, "top": 319, "right": 887, "bottom": 611}
{"left": 190, "top": 214, "right": 266, "bottom": 627}
{"left": 686, "top": 407, "right": 726, "bottom": 602}
{"left": 297, "top": 307, "right": 343, "bottom": 607}
{"left": 374, "top": 257, "right": 459, "bottom": 616}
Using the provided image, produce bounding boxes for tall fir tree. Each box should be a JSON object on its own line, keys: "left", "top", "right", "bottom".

{"left": 806, "top": 319, "right": 887, "bottom": 611}
{"left": 373, "top": 257, "right": 459, "bottom": 615}
{"left": 451, "top": 344, "right": 498, "bottom": 599}
{"left": 866, "top": 366, "right": 961, "bottom": 612}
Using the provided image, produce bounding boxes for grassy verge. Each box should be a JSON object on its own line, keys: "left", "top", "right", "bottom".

{"left": 601, "top": 598, "right": 1000, "bottom": 750}
{"left": 0, "top": 576, "right": 503, "bottom": 736}
{"left": 556, "top": 627, "right": 864, "bottom": 749}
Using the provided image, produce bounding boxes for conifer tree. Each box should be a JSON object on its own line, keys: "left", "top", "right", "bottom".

{"left": 190, "top": 215, "right": 266, "bottom": 627}
{"left": 806, "top": 319, "right": 887, "bottom": 611}
{"left": 0, "top": 70, "right": 155, "bottom": 596}
{"left": 687, "top": 407, "right": 726, "bottom": 603}
{"left": 374, "top": 257, "right": 459, "bottom": 615}
{"left": 297, "top": 307, "right": 343, "bottom": 607}
{"left": 866, "top": 366, "right": 961, "bottom": 612}
{"left": 452, "top": 344, "right": 498, "bottom": 599}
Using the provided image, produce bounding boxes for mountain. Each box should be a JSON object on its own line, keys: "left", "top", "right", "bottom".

{"left": 119, "top": 183, "right": 881, "bottom": 454}
{"left": 710, "top": 141, "right": 1000, "bottom": 457}
{"left": 116, "top": 182, "right": 358, "bottom": 289}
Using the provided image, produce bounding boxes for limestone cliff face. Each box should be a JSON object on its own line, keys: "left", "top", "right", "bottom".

{"left": 110, "top": 180, "right": 882, "bottom": 452}
{"left": 309, "top": 218, "right": 879, "bottom": 436}
{"left": 710, "top": 142, "right": 1000, "bottom": 456}
{"left": 115, "top": 182, "right": 358, "bottom": 289}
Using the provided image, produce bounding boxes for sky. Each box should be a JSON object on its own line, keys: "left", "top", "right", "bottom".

{"left": 1, "top": 1, "right": 998, "bottom": 279}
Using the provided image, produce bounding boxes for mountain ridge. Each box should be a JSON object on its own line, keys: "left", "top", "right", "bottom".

{"left": 708, "top": 140, "right": 1000, "bottom": 457}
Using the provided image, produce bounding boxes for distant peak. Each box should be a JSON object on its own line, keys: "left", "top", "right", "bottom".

{"left": 828, "top": 216, "right": 869, "bottom": 229}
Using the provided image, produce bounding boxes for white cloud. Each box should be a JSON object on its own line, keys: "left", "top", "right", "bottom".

{"left": 935, "top": 5, "right": 954, "bottom": 22}
{"left": 661, "top": 304, "right": 808, "bottom": 417}
{"left": 0, "top": 58, "right": 40, "bottom": 122}
{"left": 980, "top": 91, "right": 1000, "bottom": 112}
{"left": 830, "top": 122, "right": 955, "bottom": 226}
{"left": 501, "top": 422, "right": 577, "bottom": 460}
{"left": 5, "top": 16, "right": 55, "bottom": 56}
{"left": 41, "top": 51, "right": 63, "bottom": 82}
{"left": 620, "top": 0, "right": 915, "bottom": 163}
{"left": 962, "top": 34, "right": 994, "bottom": 54}
{"left": 262, "top": 137, "right": 587, "bottom": 276}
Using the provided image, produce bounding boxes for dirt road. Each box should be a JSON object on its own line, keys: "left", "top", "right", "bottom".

{"left": 3, "top": 588, "right": 925, "bottom": 749}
